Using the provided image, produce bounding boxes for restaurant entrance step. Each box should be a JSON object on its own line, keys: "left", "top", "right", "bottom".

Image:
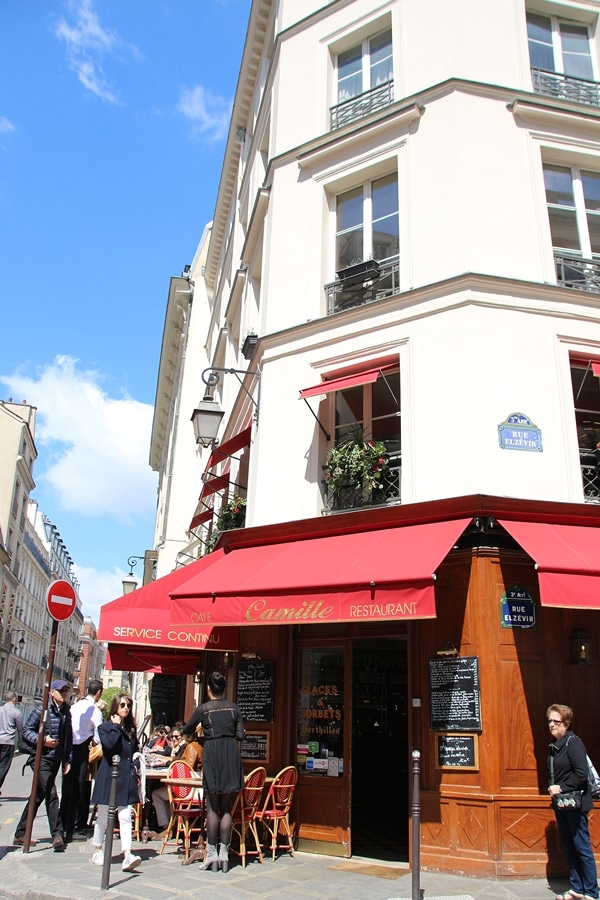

{"left": 350, "top": 636, "right": 408, "bottom": 862}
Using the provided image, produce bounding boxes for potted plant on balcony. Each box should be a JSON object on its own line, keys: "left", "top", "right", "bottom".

{"left": 324, "top": 430, "right": 389, "bottom": 505}
{"left": 205, "top": 494, "right": 247, "bottom": 553}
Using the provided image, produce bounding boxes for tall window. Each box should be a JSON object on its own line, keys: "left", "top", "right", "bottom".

{"left": 336, "top": 173, "right": 399, "bottom": 271}
{"left": 570, "top": 359, "right": 600, "bottom": 501}
{"left": 334, "top": 369, "right": 401, "bottom": 451}
{"left": 527, "top": 12, "right": 594, "bottom": 80}
{"left": 543, "top": 164, "right": 600, "bottom": 259}
{"left": 337, "top": 29, "right": 393, "bottom": 104}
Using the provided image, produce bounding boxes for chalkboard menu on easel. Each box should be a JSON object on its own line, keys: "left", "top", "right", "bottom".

{"left": 436, "top": 733, "right": 478, "bottom": 770}
{"left": 236, "top": 660, "right": 275, "bottom": 723}
{"left": 428, "top": 656, "right": 481, "bottom": 731}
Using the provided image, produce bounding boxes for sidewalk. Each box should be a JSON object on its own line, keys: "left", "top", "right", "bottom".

{"left": 0, "top": 756, "right": 568, "bottom": 900}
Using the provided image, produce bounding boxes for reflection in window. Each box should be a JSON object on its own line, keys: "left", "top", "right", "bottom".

{"left": 297, "top": 647, "right": 344, "bottom": 775}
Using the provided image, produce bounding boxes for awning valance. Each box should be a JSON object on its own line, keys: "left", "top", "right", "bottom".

{"left": 499, "top": 519, "right": 600, "bottom": 609}
{"left": 105, "top": 645, "right": 205, "bottom": 675}
{"left": 98, "top": 548, "right": 238, "bottom": 652}
{"left": 169, "top": 519, "right": 470, "bottom": 627}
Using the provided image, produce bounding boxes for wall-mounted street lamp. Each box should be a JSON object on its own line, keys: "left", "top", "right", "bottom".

{"left": 122, "top": 555, "right": 145, "bottom": 595}
{"left": 191, "top": 366, "right": 261, "bottom": 449}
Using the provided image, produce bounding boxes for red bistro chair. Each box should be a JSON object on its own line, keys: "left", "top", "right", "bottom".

{"left": 159, "top": 761, "right": 203, "bottom": 860}
{"left": 231, "top": 766, "right": 267, "bottom": 868}
{"left": 258, "top": 765, "right": 297, "bottom": 860}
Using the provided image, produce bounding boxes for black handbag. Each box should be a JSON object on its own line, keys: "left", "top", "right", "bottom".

{"left": 550, "top": 746, "right": 583, "bottom": 811}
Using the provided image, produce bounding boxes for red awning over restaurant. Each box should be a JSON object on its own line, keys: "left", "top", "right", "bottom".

{"left": 169, "top": 518, "right": 470, "bottom": 627}
{"left": 105, "top": 645, "right": 204, "bottom": 675}
{"left": 299, "top": 368, "right": 380, "bottom": 399}
{"left": 499, "top": 519, "right": 600, "bottom": 610}
{"left": 98, "top": 548, "right": 239, "bottom": 653}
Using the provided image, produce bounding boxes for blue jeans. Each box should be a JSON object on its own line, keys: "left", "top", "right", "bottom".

{"left": 555, "top": 809, "right": 599, "bottom": 898}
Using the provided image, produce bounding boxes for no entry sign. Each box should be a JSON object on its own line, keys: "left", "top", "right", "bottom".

{"left": 46, "top": 579, "right": 77, "bottom": 622}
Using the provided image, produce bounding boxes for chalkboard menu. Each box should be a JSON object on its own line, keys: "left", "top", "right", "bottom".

{"left": 149, "top": 674, "right": 178, "bottom": 727}
{"left": 241, "top": 731, "right": 270, "bottom": 762}
{"left": 436, "top": 733, "right": 478, "bottom": 770}
{"left": 236, "top": 660, "right": 275, "bottom": 723}
{"left": 428, "top": 656, "right": 481, "bottom": 731}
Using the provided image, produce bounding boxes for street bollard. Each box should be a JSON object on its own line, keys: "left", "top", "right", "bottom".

{"left": 412, "top": 749, "right": 423, "bottom": 900}
{"left": 100, "top": 754, "right": 120, "bottom": 891}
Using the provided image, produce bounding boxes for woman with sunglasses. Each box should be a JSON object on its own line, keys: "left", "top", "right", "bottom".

{"left": 90, "top": 694, "right": 142, "bottom": 873}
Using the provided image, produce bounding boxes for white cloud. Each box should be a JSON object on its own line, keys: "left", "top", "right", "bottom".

{"left": 0, "top": 355, "right": 157, "bottom": 521}
{"left": 73, "top": 563, "right": 129, "bottom": 628}
{"left": 0, "top": 117, "right": 15, "bottom": 133}
{"left": 54, "top": 0, "right": 124, "bottom": 102}
{"left": 177, "top": 85, "right": 232, "bottom": 142}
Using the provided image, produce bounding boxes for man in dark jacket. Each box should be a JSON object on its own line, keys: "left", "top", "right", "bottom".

{"left": 13, "top": 680, "right": 73, "bottom": 851}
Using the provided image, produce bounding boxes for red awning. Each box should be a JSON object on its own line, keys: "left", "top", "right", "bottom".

{"left": 105, "top": 645, "right": 204, "bottom": 675}
{"left": 98, "top": 548, "right": 239, "bottom": 652}
{"left": 499, "top": 519, "right": 600, "bottom": 609}
{"left": 189, "top": 509, "right": 214, "bottom": 530}
{"left": 205, "top": 426, "right": 252, "bottom": 470}
{"left": 200, "top": 474, "right": 229, "bottom": 501}
{"left": 592, "top": 362, "right": 600, "bottom": 377}
{"left": 169, "top": 519, "right": 470, "bottom": 627}
{"left": 299, "top": 369, "right": 380, "bottom": 400}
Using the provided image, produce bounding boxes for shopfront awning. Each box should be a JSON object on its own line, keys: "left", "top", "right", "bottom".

{"left": 299, "top": 368, "right": 381, "bottom": 400}
{"left": 499, "top": 519, "right": 600, "bottom": 609}
{"left": 169, "top": 518, "right": 470, "bottom": 627}
{"left": 98, "top": 548, "right": 239, "bottom": 653}
{"left": 105, "top": 644, "right": 205, "bottom": 675}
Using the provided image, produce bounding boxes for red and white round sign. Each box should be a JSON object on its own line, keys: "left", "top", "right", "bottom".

{"left": 46, "top": 579, "right": 77, "bottom": 622}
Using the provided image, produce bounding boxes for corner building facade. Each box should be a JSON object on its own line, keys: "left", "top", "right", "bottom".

{"left": 101, "top": 0, "right": 600, "bottom": 879}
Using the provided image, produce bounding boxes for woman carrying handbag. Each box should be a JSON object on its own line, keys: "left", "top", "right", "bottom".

{"left": 548, "top": 704, "right": 598, "bottom": 900}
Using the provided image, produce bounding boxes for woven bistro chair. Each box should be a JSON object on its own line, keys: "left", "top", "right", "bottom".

{"left": 257, "top": 765, "right": 297, "bottom": 860}
{"left": 159, "top": 761, "right": 203, "bottom": 860}
{"left": 231, "top": 766, "right": 267, "bottom": 868}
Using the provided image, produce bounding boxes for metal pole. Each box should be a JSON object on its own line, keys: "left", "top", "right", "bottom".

{"left": 100, "top": 754, "right": 120, "bottom": 891}
{"left": 412, "top": 749, "right": 421, "bottom": 900}
{"left": 22, "top": 617, "right": 59, "bottom": 853}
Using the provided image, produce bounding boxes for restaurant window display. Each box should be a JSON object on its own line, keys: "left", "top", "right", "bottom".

{"left": 297, "top": 647, "right": 344, "bottom": 776}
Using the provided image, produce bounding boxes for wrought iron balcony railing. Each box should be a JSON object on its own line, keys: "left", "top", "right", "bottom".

{"left": 325, "top": 255, "right": 400, "bottom": 315}
{"left": 323, "top": 450, "right": 401, "bottom": 513}
{"left": 330, "top": 80, "right": 394, "bottom": 130}
{"left": 580, "top": 448, "right": 600, "bottom": 503}
{"left": 531, "top": 68, "right": 600, "bottom": 107}
{"left": 554, "top": 254, "right": 600, "bottom": 293}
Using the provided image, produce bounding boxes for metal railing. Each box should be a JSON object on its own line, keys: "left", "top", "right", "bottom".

{"left": 555, "top": 255, "right": 600, "bottom": 293}
{"left": 580, "top": 448, "right": 600, "bottom": 503}
{"left": 325, "top": 255, "right": 400, "bottom": 315}
{"left": 323, "top": 450, "right": 401, "bottom": 513}
{"left": 330, "top": 80, "right": 394, "bottom": 130}
{"left": 531, "top": 68, "right": 600, "bottom": 107}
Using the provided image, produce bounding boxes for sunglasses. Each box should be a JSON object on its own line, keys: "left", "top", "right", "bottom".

{"left": 118, "top": 702, "right": 132, "bottom": 709}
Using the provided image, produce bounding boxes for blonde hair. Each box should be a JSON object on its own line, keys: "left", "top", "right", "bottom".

{"left": 547, "top": 704, "right": 573, "bottom": 727}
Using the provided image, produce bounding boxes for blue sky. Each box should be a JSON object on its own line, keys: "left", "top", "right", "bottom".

{"left": 0, "top": 0, "right": 251, "bottom": 624}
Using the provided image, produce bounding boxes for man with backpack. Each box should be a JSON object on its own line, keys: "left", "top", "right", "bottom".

{"left": 13, "top": 680, "right": 73, "bottom": 851}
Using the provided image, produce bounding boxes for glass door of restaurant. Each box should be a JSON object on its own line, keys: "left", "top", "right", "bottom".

{"left": 351, "top": 637, "right": 408, "bottom": 861}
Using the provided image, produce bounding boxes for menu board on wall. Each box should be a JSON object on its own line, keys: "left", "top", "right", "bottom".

{"left": 241, "top": 731, "right": 270, "bottom": 762}
{"left": 236, "top": 660, "right": 275, "bottom": 723}
{"left": 436, "top": 733, "right": 478, "bottom": 770}
{"left": 149, "top": 674, "right": 178, "bottom": 728}
{"left": 428, "top": 656, "right": 481, "bottom": 731}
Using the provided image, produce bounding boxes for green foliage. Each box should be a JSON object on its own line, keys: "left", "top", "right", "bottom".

{"left": 204, "top": 494, "right": 247, "bottom": 555}
{"left": 324, "top": 431, "right": 389, "bottom": 495}
{"left": 100, "top": 686, "right": 123, "bottom": 717}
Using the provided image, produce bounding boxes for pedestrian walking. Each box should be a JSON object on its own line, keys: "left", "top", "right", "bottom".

{"left": 60, "top": 679, "right": 103, "bottom": 842}
{"left": 547, "top": 703, "right": 599, "bottom": 900}
{"left": 90, "top": 693, "right": 141, "bottom": 873}
{"left": 12, "top": 680, "right": 72, "bottom": 851}
{"left": 0, "top": 690, "right": 23, "bottom": 794}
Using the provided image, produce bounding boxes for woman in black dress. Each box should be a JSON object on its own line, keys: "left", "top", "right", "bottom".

{"left": 90, "top": 693, "right": 142, "bottom": 873}
{"left": 183, "top": 671, "right": 244, "bottom": 872}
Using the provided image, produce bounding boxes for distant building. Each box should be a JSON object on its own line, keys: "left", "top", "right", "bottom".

{"left": 75, "top": 617, "right": 104, "bottom": 698}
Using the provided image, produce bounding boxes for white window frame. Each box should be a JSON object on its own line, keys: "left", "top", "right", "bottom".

{"left": 335, "top": 28, "right": 393, "bottom": 105}
{"left": 527, "top": 11, "right": 596, "bottom": 80}
{"left": 335, "top": 171, "right": 399, "bottom": 272}
{"left": 544, "top": 162, "right": 600, "bottom": 258}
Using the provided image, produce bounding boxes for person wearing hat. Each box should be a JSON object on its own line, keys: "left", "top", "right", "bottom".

{"left": 12, "top": 680, "right": 73, "bottom": 852}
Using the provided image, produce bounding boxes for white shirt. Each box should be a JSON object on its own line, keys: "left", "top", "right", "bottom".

{"left": 70, "top": 696, "right": 103, "bottom": 746}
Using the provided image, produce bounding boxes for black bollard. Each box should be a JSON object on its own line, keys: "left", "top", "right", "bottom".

{"left": 411, "top": 749, "right": 422, "bottom": 900}
{"left": 100, "top": 755, "right": 120, "bottom": 891}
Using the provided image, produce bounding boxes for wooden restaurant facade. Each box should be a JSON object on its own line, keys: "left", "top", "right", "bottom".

{"left": 98, "top": 493, "right": 600, "bottom": 878}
